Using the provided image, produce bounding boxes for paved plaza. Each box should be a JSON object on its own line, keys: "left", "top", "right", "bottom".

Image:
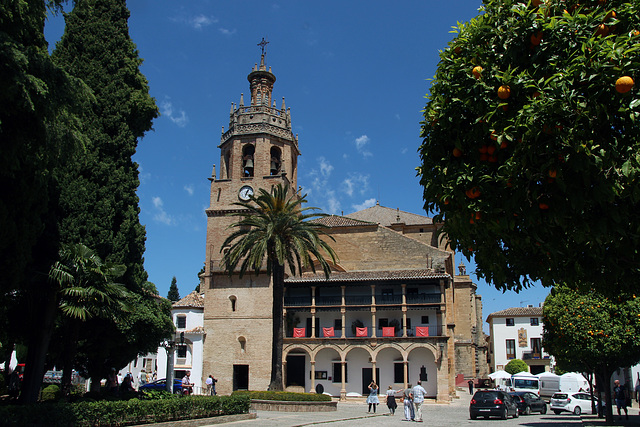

{"left": 207, "top": 392, "right": 640, "bottom": 427}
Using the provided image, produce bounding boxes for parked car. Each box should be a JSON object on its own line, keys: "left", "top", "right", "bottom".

{"left": 139, "top": 378, "right": 182, "bottom": 394}
{"left": 509, "top": 391, "right": 548, "bottom": 415}
{"left": 550, "top": 392, "right": 595, "bottom": 415}
{"left": 470, "top": 390, "right": 519, "bottom": 420}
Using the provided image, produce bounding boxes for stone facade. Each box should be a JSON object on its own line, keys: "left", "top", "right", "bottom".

{"left": 201, "top": 54, "right": 487, "bottom": 401}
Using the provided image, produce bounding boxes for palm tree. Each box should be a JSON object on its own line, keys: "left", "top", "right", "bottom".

{"left": 222, "top": 184, "right": 337, "bottom": 391}
{"left": 49, "top": 243, "right": 129, "bottom": 398}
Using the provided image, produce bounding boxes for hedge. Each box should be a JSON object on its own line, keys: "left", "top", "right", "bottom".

{"left": 0, "top": 394, "right": 250, "bottom": 426}
{"left": 232, "top": 390, "right": 332, "bottom": 402}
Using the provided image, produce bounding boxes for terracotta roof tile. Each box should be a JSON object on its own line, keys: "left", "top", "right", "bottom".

{"left": 312, "top": 215, "right": 375, "bottom": 227}
{"left": 285, "top": 269, "right": 449, "bottom": 284}
{"left": 346, "top": 203, "right": 433, "bottom": 226}
{"left": 486, "top": 306, "right": 543, "bottom": 321}
{"left": 173, "top": 291, "right": 204, "bottom": 308}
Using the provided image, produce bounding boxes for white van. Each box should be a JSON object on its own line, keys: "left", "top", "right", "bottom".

{"left": 511, "top": 372, "right": 540, "bottom": 394}
{"left": 538, "top": 372, "right": 561, "bottom": 399}
{"left": 559, "top": 372, "right": 589, "bottom": 393}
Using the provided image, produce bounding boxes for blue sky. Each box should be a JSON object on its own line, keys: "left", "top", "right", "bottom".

{"left": 45, "top": 1, "right": 551, "bottom": 332}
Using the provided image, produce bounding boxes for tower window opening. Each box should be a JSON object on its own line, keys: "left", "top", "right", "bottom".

{"left": 230, "top": 295, "right": 237, "bottom": 312}
{"left": 270, "top": 147, "right": 281, "bottom": 176}
{"left": 242, "top": 144, "right": 255, "bottom": 177}
{"left": 224, "top": 150, "right": 231, "bottom": 179}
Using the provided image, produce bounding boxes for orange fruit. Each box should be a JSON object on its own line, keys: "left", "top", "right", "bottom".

{"left": 454, "top": 46, "right": 462, "bottom": 54}
{"left": 605, "top": 10, "right": 616, "bottom": 21}
{"left": 532, "top": 0, "right": 543, "bottom": 6}
{"left": 539, "top": 202, "right": 549, "bottom": 210}
{"left": 487, "top": 145, "right": 496, "bottom": 155}
{"left": 615, "top": 76, "right": 634, "bottom": 93}
{"left": 500, "top": 140, "right": 508, "bottom": 149}
{"left": 497, "top": 85, "right": 511, "bottom": 99}
{"left": 472, "top": 66, "right": 483, "bottom": 79}
{"left": 453, "top": 147, "right": 463, "bottom": 157}
{"left": 595, "top": 24, "right": 609, "bottom": 37}
{"left": 479, "top": 145, "right": 488, "bottom": 154}
{"left": 490, "top": 131, "right": 498, "bottom": 141}
{"left": 548, "top": 169, "right": 557, "bottom": 178}
{"left": 444, "top": 198, "right": 450, "bottom": 205}
{"left": 532, "top": 91, "right": 542, "bottom": 98}
{"left": 632, "top": 30, "right": 640, "bottom": 36}
{"left": 488, "top": 155, "right": 498, "bottom": 163}
{"left": 465, "top": 187, "right": 481, "bottom": 199}
{"left": 530, "top": 32, "right": 543, "bottom": 45}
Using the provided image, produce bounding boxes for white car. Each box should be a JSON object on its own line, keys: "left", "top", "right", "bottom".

{"left": 550, "top": 392, "right": 595, "bottom": 415}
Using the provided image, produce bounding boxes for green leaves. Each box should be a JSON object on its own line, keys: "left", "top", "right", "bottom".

{"left": 418, "top": 0, "right": 640, "bottom": 293}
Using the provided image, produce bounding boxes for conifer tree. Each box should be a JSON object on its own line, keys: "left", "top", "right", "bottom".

{"left": 51, "top": 0, "right": 172, "bottom": 389}
{"left": 167, "top": 276, "right": 180, "bottom": 302}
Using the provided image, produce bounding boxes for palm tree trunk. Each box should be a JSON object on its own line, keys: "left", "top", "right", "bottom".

{"left": 269, "top": 261, "right": 285, "bottom": 391}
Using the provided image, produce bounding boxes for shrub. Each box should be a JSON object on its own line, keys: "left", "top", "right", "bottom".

{"left": 0, "top": 394, "right": 250, "bottom": 426}
{"left": 504, "top": 359, "right": 529, "bottom": 375}
{"left": 42, "top": 384, "right": 61, "bottom": 401}
{"left": 232, "top": 390, "right": 332, "bottom": 402}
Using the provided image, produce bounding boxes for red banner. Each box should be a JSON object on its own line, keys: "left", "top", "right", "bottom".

{"left": 356, "top": 327, "right": 368, "bottom": 337}
{"left": 416, "top": 326, "right": 429, "bottom": 337}
{"left": 382, "top": 327, "right": 395, "bottom": 337}
{"left": 323, "top": 327, "right": 334, "bottom": 337}
{"left": 293, "top": 327, "right": 305, "bottom": 338}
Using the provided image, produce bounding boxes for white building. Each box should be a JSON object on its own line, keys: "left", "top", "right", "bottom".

{"left": 487, "top": 305, "right": 552, "bottom": 375}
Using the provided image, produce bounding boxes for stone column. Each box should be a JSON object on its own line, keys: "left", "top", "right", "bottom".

{"left": 283, "top": 359, "right": 287, "bottom": 390}
{"left": 340, "top": 361, "right": 347, "bottom": 401}
{"left": 311, "top": 286, "right": 317, "bottom": 338}
{"left": 402, "top": 284, "right": 407, "bottom": 337}
{"left": 310, "top": 360, "right": 316, "bottom": 393}
{"left": 371, "top": 360, "right": 377, "bottom": 383}
{"left": 341, "top": 286, "right": 346, "bottom": 338}
{"left": 404, "top": 360, "right": 409, "bottom": 389}
{"left": 370, "top": 284, "right": 376, "bottom": 338}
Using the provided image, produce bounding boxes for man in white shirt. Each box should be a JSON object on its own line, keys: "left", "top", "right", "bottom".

{"left": 412, "top": 380, "right": 427, "bottom": 422}
{"left": 182, "top": 371, "right": 193, "bottom": 395}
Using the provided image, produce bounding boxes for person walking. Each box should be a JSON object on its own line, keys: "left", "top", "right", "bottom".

{"left": 107, "top": 368, "right": 119, "bottom": 394}
{"left": 614, "top": 379, "right": 629, "bottom": 420}
{"left": 468, "top": 379, "right": 474, "bottom": 395}
{"left": 366, "top": 381, "right": 379, "bottom": 413}
{"left": 138, "top": 369, "right": 147, "bottom": 389}
{"left": 403, "top": 383, "right": 414, "bottom": 421}
{"left": 412, "top": 380, "right": 427, "bottom": 422}
{"left": 385, "top": 385, "right": 399, "bottom": 415}
{"left": 182, "top": 371, "right": 193, "bottom": 396}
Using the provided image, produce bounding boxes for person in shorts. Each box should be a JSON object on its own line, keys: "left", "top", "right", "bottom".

{"left": 614, "top": 379, "right": 628, "bottom": 420}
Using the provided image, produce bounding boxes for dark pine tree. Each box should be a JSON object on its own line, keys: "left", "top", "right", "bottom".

{"left": 51, "top": 0, "right": 172, "bottom": 391}
{"left": 167, "top": 276, "right": 180, "bottom": 302}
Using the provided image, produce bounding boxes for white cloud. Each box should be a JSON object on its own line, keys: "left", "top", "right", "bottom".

{"left": 161, "top": 99, "right": 188, "bottom": 127}
{"left": 318, "top": 156, "right": 333, "bottom": 177}
{"left": 152, "top": 196, "right": 173, "bottom": 225}
{"left": 401, "top": 147, "right": 408, "bottom": 155}
{"left": 171, "top": 14, "right": 218, "bottom": 30}
{"left": 184, "top": 184, "right": 194, "bottom": 196}
{"left": 341, "top": 174, "right": 370, "bottom": 197}
{"left": 355, "top": 134, "right": 373, "bottom": 157}
{"left": 352, "top": 198, "right": 377, "bottom": 212}
{"left": 218, "top": 28, "right": 237, "bottom": 36}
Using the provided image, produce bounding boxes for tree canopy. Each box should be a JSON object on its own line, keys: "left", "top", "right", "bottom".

{"left": 542, "top": 284, "right": 640, "bottom": 422}
{"left": 418, "top": 0, "right": 640, "bottom": 293}
{"left": 504, "top": 358, "right": 529, "bottom": 374}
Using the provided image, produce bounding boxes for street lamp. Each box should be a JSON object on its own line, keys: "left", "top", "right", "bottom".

{"left": 163, "top": 331, "right": 184, "bottom": 393}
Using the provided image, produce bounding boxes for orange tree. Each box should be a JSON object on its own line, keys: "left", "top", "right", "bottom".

{"left": 542, "top": 285, "right": 640, "bottom": 422}
{"left": 418, "top": 0, "right": 640, "bottom": 292}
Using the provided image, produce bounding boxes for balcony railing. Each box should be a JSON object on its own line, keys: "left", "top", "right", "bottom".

{"left": 316, "top": 296, "right": 342, "bottom": 306}
{"left": 406, "top": 294, "right": 440, "bottom": 304}
{"left": 344, "top": 295, "right": 371, "bottom": 305}
{"left": 284, "top": 325, "right": 443, "bottom": 339}
{"left": 376, "top": 295, "right": 402, "bottom": 305}
{"left": 284, "top": 296, "right": 311, "bottom": 307}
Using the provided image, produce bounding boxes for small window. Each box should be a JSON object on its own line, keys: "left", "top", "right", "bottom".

{"left": 238, "top": 336, "right": 246, "bottom": 353}
{"left": 230, "top": 295, "right": 237, "bottom": 312}
{"left": 334, "top": 318, "right": 342, "bottom": 331}
{"left": 333, "top": 362, "right": 347, "bottom": 383}
{"left": 177, "top": 344, "right": 187, "bottom": 358}
{"left": 506, "top": 339, "right": 516, "bottom": 359}
{"left": 378, "top": 318, "right": 389, "bottom": 329}
{"left": 421, "top": 316, "right": 429, "bottom": 324}
{"left": 176, "top": 316, "right": 186, "bottom": 329}
{"left": 530, "top": 317, "right": 539, "bottom": 326}
{"left": 506, "top": 318, "right": 515, "bottom": 326}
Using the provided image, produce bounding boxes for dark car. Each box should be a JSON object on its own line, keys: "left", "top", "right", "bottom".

{"left": 509, "top": 391, "right": 547, "bottom": 415}
{"left": 470, "top": 390, "right": 519, "bottom": 420}
{"left": 139, "top": 378, "right": 182, "bottom": 394}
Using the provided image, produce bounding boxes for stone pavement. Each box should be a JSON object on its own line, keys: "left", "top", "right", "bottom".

{"left": 201, "top": 391, "right": 640, "bottom": 427}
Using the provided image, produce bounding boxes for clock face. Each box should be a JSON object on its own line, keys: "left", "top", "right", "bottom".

{"left": 238, "top": 185, "right": 254, "bottom": 201}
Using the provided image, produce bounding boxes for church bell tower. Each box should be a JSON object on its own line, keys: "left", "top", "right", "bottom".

{"left": 202, "top": 46, "right": 300, "bottom": 393}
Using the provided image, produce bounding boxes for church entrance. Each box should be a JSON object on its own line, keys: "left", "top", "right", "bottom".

{"left": 286, "top": 354, "right": 306, "bottom": 389}
{"left": 233, "top": 364, "right": 249, "bottom": 391}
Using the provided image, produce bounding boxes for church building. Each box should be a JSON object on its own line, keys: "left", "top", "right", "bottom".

{"left": 202, "top": 53, "right": 487, "bottom": 401}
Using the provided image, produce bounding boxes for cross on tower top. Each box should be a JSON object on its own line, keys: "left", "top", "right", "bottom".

{"left": 257, "top": 37, "right": 269, "bottom": 56}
